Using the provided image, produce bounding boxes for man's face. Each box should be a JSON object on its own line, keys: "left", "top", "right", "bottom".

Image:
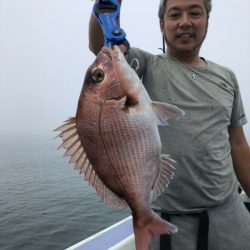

{"left": 160, "top": 0, "right": 208, "bottom": 57}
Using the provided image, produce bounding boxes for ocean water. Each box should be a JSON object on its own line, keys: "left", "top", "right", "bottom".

{"left": 0, "top": 134, "right": 130, "bottom": 250}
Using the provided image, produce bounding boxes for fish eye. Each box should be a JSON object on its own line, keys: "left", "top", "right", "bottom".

{"left": 92, "top": 68, "right": 105, "bottom": 83}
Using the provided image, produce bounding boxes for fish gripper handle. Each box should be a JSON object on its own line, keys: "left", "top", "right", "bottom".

{"left": 93, "top": 0, "right": 126, "bottom": 48}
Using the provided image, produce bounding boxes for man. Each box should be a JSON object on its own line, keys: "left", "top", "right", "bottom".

{"left": 89, "top": 0, "right": 250, "bottom": 249}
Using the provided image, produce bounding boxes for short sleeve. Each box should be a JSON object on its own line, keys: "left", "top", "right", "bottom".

{"left": 230, "top": 72, "right": 248, "bottom": 127}
{"left": 127, "top": 47, "right": 152, "bottom": 79}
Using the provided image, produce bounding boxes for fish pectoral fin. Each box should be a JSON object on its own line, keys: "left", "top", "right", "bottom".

{"left": 152, "top": 101, "right": 185, "bottom": 126}
{"left": 152, "top": 154, "right": 176, "bottom": 201}
{"left": 54, "top": 117, "right": 128, "bottom": 209}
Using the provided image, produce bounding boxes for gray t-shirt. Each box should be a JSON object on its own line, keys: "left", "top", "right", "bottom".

{"left": 128, "top": 47, "right": 247, "bottom": 213}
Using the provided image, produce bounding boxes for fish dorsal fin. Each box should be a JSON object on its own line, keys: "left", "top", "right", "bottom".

{"left": 152, "top": 154, "right": 176, "bottom": 201}
{"left": 54, "top": 118, "right": 128, "bottom": 209}
{"left": 152, "top": 101, "right": 185, "bottom": 126}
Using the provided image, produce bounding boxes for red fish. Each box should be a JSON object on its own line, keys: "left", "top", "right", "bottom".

{"left": 55, "top": 46, "right": 184, "bottom": 250}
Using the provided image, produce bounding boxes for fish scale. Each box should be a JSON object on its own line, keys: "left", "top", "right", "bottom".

{"left": 89, "top": 101, "right": 153, "bottom": 205}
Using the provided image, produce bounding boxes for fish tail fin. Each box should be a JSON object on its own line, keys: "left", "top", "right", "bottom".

{"left": 133, "top": 211, "right": 177, "bottom": 250}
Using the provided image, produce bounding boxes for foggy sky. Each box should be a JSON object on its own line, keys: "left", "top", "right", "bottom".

{"left": 1, "top": 0, "right": 250, "bottom": 139}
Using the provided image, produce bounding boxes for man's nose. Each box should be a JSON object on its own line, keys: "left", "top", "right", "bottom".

{"left": 179, "top": 13, "right": 192, "bottom": 29}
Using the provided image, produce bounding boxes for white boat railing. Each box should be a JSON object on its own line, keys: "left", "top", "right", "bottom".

{"left": 65, "top": 216, "right": 135, "bottom": 250}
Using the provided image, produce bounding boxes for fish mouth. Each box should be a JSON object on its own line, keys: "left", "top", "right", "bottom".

{"left": 100, "top": 47, "right": 113, "bottom": 59}
{"left": 94, "top": 47, "right": 113, "bottom": 66}
{"left": 96, "top": 48, "right": 126, "bottom": 101}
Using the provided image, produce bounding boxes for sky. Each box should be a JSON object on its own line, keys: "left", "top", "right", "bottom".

{"left": 1, "top": 0, "right": 250, "bottom": 139}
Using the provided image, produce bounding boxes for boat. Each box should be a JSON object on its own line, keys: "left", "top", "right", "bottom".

{"left": 66, "top": 191, "right": 250, "bottom": 250}
{"left": 66, "top": 216, "right": 135, "bottom": 250}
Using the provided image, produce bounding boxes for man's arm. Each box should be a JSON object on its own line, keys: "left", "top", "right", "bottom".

{"left": 88, "top": 0, "right": 122, "bottom": 55}
{"left": 229, "top": 127, "right": 250, "bottom": 197}
{"left": 89, "top": 12, "right": 104, "bottom": 55}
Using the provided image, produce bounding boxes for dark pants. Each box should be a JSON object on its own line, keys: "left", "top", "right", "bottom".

{"left": 151, "top": 195, "right": 250, "bottom": 250}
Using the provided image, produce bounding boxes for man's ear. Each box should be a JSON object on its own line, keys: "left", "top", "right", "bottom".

{"left": 160, "top": 19, "right": 164, "bottom": 34}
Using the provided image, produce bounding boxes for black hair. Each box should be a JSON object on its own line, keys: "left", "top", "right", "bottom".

{"left": 158, "top": 0, "right": 212, "bottom": 19}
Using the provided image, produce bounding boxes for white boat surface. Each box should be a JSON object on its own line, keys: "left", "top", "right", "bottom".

{"left": 66, "top": 216, "right": 135, "bottom": 250}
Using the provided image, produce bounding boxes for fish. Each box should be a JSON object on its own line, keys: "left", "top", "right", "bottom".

{"left": 54, "top": 45, "right": 185, "bottom": 250}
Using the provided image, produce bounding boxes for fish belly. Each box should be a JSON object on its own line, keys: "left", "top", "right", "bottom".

{"left": 77, "top": 100, "right": 161, "bottom": 211}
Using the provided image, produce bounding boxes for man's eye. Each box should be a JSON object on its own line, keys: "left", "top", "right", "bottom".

{"left": 190, "top": 10, "right": 202, "bottom": 17}
{"left": 169, "top": 12, "right": 180, "bottom": 18}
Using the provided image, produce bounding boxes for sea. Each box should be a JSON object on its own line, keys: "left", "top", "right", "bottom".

{"left": 0, "top": 134, "right": 130, "bottom": 250}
